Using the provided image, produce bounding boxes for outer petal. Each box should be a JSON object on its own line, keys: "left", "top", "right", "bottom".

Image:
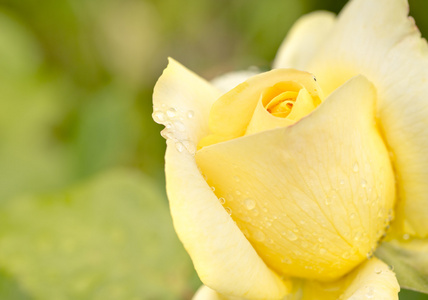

{"left": 153, "top": 57, "right": 221, "bottom": 146}
{"left": 153, "top": 59, "right": 290, "bottom": 299}
{"left": 193, "top": 286, "right": 244, "bottom": 300}
{"left": 196, "top": 76, "right": 395, "bottom": 281}
{"left": 272, "top": 11, "right": 336, "bottom": 70}
{"left": 211, "top": 70, "right": 260, "bottom": 93}
{"left": 305, "top": 0, "right": 428, "bottom": 237}
{"left": 339, "top": 257, "right": 399, "bottom": 300}
{"left": 287, "top": 258, "right": 399, "bottom": 300}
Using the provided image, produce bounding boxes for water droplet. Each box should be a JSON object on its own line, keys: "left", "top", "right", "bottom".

{"left": 211, "top": 186, "right": 216, "bottom": 192}
{"left": 353, "top": 162, "right": 359, "bottom": 172}
{"left": 361, "top": 179, "right": 367, "bottom": 188}
{"left": 152, "top": 110, "right": 166, "bottom": 123}
{"left": 354, "top": 231, "right": 363, "bottom": 241}
{"left": 342, "top": 251, "right": 351, "bottom": 259}
{"left": 253, "top": 230, "right": 265, "bottom": 242}
{"left": 166, "top": 107, "right": 177, "bottom": 118}
{"left": 318, "top": 237, "right": 324, "bottom": 243}
{"left": 325, "top": 197, "right": 332, "bottom": 205}
{"left": 350, "top": 212, "right": 357, "bottom": 219}
{"left": 403, "top": 233, "right": 410, "bottom": 240}
{"left": 374, "top": 267, "right": 383, "bottom": 275}
{"left": 160, "top": 129, "right": 174, "bottom": 140}
{"left": 285, "top": 230, "right": 298, "bottom": 241}
{"left": 319, "top": 248, "right": 327, "bottom": 255}
{"left": 244, "top": 198, "right": 256, "bottom": 210}
{"left": 224, "top": 207, "right": 232, "bottom": 215}
{"left": 366, "top": 287, "right": 375, "bottom": 299}
{"left": 175, "top": 142, "right": 185, "bottom": 152}
{"left": 281, "top": 257, "right": 292, "bottom": 264}
{"left": 340, "top": 180, "right": 345, "bottom": 185}
{"left": 187, "top": 110, "right": 194, "bottom": 118}
{"left": 174, "top": 120, "right": 186, "bottom": 131}
{"left": 219, "top": 197, "right": 226, "bottom": 205}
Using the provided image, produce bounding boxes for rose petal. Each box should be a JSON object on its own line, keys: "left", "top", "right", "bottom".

{"left": 199, "top": 69, "right": 322, "bottom": 148}
{"left": 302, "top": 0, "right": 428, "bottom": 237}
{"left": 196, "top": 75, "right": 395, "bottom": 281}
{"left": 153, "top": 57, "right": 221, "bottom": 147}
{"left": 193, "top": 285, "right": 244, "bottom": 300}
{"left": 295, "top": 258, "right": 399, "bottom": 300}
{"left": 165, "top": 143, "right": 290, "bottom": 299}
{"left": 211, "top": 70, "right": 260, "bottom": 93}
{"left": 272, "top": 11, "right": 336, "bottom": 70}
{"left": 154, "top": 59, "right": 290, "bottom": 299}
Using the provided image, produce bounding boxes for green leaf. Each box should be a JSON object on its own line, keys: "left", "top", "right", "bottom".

{"left": 375, "top": 239, "right": 428, "bottom": 294}
{"left": 0, "top": 169, "right": 198, "bottom": 300}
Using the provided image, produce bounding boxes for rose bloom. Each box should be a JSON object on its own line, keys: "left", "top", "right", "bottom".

{"left": 152, "top": 0, "right": 428, "bottom": 299}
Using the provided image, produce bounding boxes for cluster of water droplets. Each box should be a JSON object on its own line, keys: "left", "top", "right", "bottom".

{"left": 152, "top": 104, "right": 196, "bottom": 154}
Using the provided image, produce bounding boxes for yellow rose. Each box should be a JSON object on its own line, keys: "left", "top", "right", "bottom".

{"left": 153, "top": 0, "right": 428, "bottom": 299}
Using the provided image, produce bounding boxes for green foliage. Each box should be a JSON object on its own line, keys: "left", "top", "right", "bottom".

{"left": 0, "top": 170, "right": 198, "bottom": 300}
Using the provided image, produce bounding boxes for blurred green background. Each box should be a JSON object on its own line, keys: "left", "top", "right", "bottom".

{"left": 0, "top": 0, "right": 426, "bottom": 299}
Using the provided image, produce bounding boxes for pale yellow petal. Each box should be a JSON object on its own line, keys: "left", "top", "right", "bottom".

{"left": 153, "top": 57, "right": 222, "bottom": 148}
{"left": 196, "top": 75, "right": 395, "bottom": 281}
{"left": 211, "top": 70, "right": 260, "bottom": 93}
{"left": 273, "top": 11, "right": 336, "bottom": 70}
{"left": 305, "top": 0, "right": 428, "bottom": 237}
{"left": 290, "top": 258, "right": 399, "bottom": 300}
{"left": 339, "top": 257, "right": 399, "bottom": 300}
{"left": 165, "top": 142, "right": 290, "bottom": 299}
{"left": 155, "top": 59, "right": 290, "bottom": 299}
{"left": 193, "top": 285, "right": 244, "bottom": 300}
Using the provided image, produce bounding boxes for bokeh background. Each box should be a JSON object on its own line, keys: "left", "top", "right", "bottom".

{"left": 0, "top": 0, "right": 426, "bottom": 299}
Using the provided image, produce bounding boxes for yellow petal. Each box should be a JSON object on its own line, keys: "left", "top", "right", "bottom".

{"left": 292, "top": 258, "right": 399, "bottom": 300}
{"left": 153, "top": 57, "right": 221, "bottom": 148}
{"left": 154, "top": 60, "right": 290, "bottom": 299}
{"left": 211, "top": 70, "right": 260, "bottom": 93}
{"left": 165, "top": 143, "right": 290, "bottom": 299}
{"left": 304, "top": 0, "right": 428, "bottom": 237}
{"left": 339, "top": 257, "right": 399, "bottom": 300}
{"left": 200, "top": 69, "right": 322, "bottom": 148}
{"left": 196, "top": 75, "right": 395, "bottom": 281}
{"left": 193, "top": 285, "right": 244, "bottom": 300}
{"left": 273, "top": 11, "right": 336, "bottom": 70}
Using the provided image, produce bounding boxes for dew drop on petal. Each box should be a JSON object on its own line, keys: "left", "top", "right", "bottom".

{"left": 174, "top": 120, "right": 186, "bottom": 131}
{"left": 187, "top": 110, "right": 194, "bottom": 118}
{"left": 166, "top": 107, "right": 177, "bottom": 118}
{"left": 219, "top": 197, "right": 226, "bottom": 205}
{"left": 244, "top": 198, "right": 256, "bottom": 210}
{"left": 353, "top": 162, "right": 359, "bottom": 172}
{"left": 175, "top": 142, "right": 185, "bottom": 152}
{"left": 285, "top": 230, "right": 298, "bottom": 241}
{"left": 253, "top": 230, "right": 265, "bottom": 242}
{"left": 152, "top": 110, "right": 166, "bottom": 123}
{"left": 224, "top": 207, "right": 232, "bottom": 215}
